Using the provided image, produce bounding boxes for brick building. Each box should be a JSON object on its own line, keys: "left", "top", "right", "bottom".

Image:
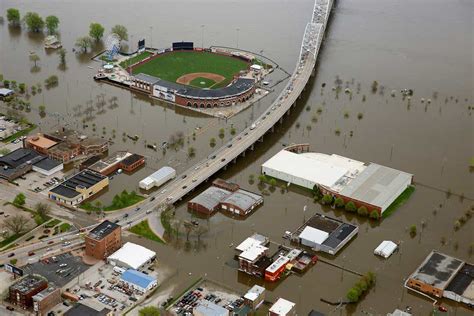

{"left": 9, "top": 275, "right": 48, "bottom": 309}
{"left": 85, "top": 220, "right": 122, "bottom": 260}
{"left": 32, "top": 286, "right": 61, "bottom": 316}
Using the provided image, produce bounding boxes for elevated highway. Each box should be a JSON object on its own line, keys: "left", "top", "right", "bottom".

{"left": 0, "top": 0, "right": 334, "bottom": 264}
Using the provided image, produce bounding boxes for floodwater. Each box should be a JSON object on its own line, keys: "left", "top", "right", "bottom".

{"left": 1, "top": 0, "right": 473, "bottom": 314}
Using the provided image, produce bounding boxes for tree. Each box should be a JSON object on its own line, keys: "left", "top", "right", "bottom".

{"left": 218, "top": 128, "right": 225, "bottom": 139}
{"left": 45, "top": 15, "right": 59, "bottom": 34}
{"left": 345, "top": 201, "right": 356, "bottom": 212}
{"left": 58, "top": 48, "right": 67, "bottom": 66}
{"left": 357, "top": 206, "right": 368, "bottom": 216}
{"left": 188, "top": 146, "right": 196, "bottom": 158}
{"left": 111, "top": 24, "right": 128, "bottom": 41}
{"left": 195, "top": 225, "right": 209, "bottom": 242}
{"left": 209, "top": 137, "right": 216, "bottom": 148}
{"left": 138, "top": 306, "right": 160, "bottom": 316}
{"left": 7, "top": 8, "right": 20, "bottom": 26}
{"left": 269, "top": 178, "right": 277, "bottom": 188}
{"left": 2, "top": 214, "right": 29, "bottom": 235}
{"left": 13, "top": 193, "right": 26, "bottom": 206}
{"left": 409, "top": 225, "right": 417, "bottom": 237}
{"left": 369, "top": 210, "right": 380, "bottom": 220}
{"left": 334, "top": 197, "right": 345, "bottom": 208}
{"left": 230, "top": 127, "right": 236, "bottom": 135}
{"left": 35, "top": 203, "right": 50, "bottom": 220}
{"left": 346, "top": 287, "right": 360, "bottom": 303}
{"left": 23, "top": 12, "right": 44, "bottom": 32}
{"left": 89, "top": 23, "right": 105, "bottom": 41}
{"left": 321, "top": 194, "right": 333, "bottom": 205}
{"left": 29, "top": 53, "right": 40, "bottom": 67}
{"left": 75, "top": 36, "right": 93, "bottom": 53}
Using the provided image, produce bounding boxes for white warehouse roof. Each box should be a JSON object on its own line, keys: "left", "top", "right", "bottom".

{"left": 244, "top": 285, "right": 265, "bottom": 301}
{"left": 299, "top": 226, "right": 329, "bottom": 245}
{"left": 108, "top": 242, "right": 156, "bottom": 270}
{"left": 269, "top": 298, "right": 295, "bottom": 315}
{"left": 236, "top": 233, "right": 268, "bottom": 252}
{"left": 374, "top": 240, "right": 398, "bottom": 258}
{"left": 262, "top": 150, "right": 349, "bottom": 188}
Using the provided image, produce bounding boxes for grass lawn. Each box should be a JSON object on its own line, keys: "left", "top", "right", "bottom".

{"left": 189, "top": 77, "right": 216, "bottom": 88}
{"left": 0, "top": 233, "right": 24, "bottom": 249}
{"left": 382, "top": 186, "right": 415, "bottom": 218}
{"left": 80, "top": 190, "right": 145, "bottom": 212}
{"left": 129, "top": 220, "right": 164, "bottom": 243}
{"left": 59, "top": 222, "right": 71, "bottom": 232}
{"left": 1, "top": 123, "right": 37, "bottom": 143}
{"left": 45, "top": 218, "right": 61, "bottom": 228}
{"left": 119, "top": 51, "right": 152, "bottom": 68}
{"left": 131, "top": 51, "right": 248, "bottom": 89}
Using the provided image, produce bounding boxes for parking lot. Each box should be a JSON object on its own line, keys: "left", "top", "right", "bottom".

{"left": 22, "top": 253, "right": 90, "bottom": 287}
{"left": 0, "top": 116, "right": 24, "bottom": 141}
{"left": 14, "top": 171, "right": 66, "bottom": 194}
{"left": 169, "top": 279, "right": 243, "bottom": 315}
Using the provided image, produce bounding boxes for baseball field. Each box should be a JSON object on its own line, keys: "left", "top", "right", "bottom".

{"left": 130, "top": 51, "right": 249, "bottom": 89}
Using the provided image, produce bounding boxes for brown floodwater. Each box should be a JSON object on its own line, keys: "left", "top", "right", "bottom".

{"left": 1, "top": 0, "right": 473, "bottom": 314}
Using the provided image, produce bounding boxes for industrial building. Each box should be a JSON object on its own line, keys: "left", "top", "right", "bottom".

{"left": 107, "top": 242, "right": 156, "bottom": 270}
{"left": 188, "top": 179, "right": 263, "bottom": 216}
{"left": 261, "top": 146, "right": 413, "bottom": 215}
{"left": 407, "top": 251, "right": 473, "bottom": 306}
{"left": 9, "top": 274, "right": 48, "bottom": 310}
{"left": 64, "top": 303, "right": 112, "bottom": 316}
{"left": 269, "top": 298, "right": 296, "bottom": 316}
{"left": 194, "top": 300, "right": 230, "bottom": 316}
{"left": 139, "top": 166, "right": 176, "bottom": 190}
{"left": 85, "top": 220, "right": 122, "bottom": 260}
{"left": 25, "top": 129, "right": 109, "bottom": 163}
{"left": 236, "top": 234, "right": 270, "bottom": 277}
{"left": 290, "top": 213, "right": 358, "bottom": 255}
{"left": 0, "top": 148, "right": 63, "bottom": 181}
{"left": 48, "top": 169, "right": 109, "bottom": 206}
{"left": 374, "top": 240, "right": 398, "bottom": 258}
{"left": 119, "top": 269, "right": 157, "bottom": 293}
{"left": 244, "top": 285, "right": 265, "bottom": 310}
{"left": 32, "top": 286, "right": 61, "bottom": 316}
{"left": 87, "top": 151, "right": 144, "bottom": 175}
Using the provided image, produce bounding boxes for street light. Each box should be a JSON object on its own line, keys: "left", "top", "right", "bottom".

{"left": 236, "top": 28, "right": 240, "bottom": 49}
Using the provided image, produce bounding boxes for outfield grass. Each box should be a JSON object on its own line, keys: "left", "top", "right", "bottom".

{"left": 131, "top": 51, "right": 248, "bottom": 89}
{"left": 129, "top": 220, "right": 164, "bottom": 243}
{"left": 189, "top": 77, "right": 216, "bottom": 88}
{"left": 120, "top": 51, "right": 152, "bottom": 69}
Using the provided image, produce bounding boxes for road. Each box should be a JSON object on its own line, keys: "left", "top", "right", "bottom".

{"left": 0, "top": 0, "right": 333, "bottom": 266}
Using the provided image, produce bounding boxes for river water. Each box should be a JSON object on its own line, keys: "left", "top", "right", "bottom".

{"left": 0, "top": 0, "right": 473, "bottom": 314}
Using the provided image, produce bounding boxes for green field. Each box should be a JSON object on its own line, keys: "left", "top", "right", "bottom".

{"left": 189, "top": 77, "right": 216, "bottom": 88}
{"left": 119, "top": 51, "right": 152, "bottom": 68}
{"left": 131, "top": 51, "right": 249, "bottom": 89}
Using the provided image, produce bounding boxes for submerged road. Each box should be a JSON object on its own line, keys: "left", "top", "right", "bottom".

{"left": 0, "top": 0, "right": 334, "bottom": 264}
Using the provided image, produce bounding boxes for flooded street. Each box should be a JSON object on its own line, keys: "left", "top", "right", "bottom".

{"left": 1, "top": 0, "right": 472, "bottom": 314}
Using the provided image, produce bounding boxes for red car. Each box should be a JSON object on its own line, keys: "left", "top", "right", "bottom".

{"left": 28, "top": 251, "right": 35, "bottom": 256}
{"left": 438, "top": 305, "right": 448, "bottom": 312}
{"left": 48, "top": 240, "right": 54, "bottom": 244}
{"left": 7, "top": 253, "right": 14, "bottom": 258}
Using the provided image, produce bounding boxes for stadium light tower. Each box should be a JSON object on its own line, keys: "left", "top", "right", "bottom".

{"left": 201, "top": 24, "right": 205, "bottom": 48}
{"left": 236, "top": 27, "right": 240, "bottom": 49}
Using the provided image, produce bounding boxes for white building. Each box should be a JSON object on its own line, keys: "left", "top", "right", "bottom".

{"left": 374, "top": 240, "right": 398, "bottom": 258}
{"left": 262, "top": 148, "right": 413, "bottom": 214}
{"left": 107, "top": 242, "right": 156, "bottom": 270}
{"left": 194, "top": 300, "right": 229, "bottom": 316}
{"left": 299, "top": 226, "right": 329, "bottom": 249}
{"left": 139, "top": 166, "right": 176, "bottom": 190}
{"left": 269, "top": 298, "right": 296, "bottom": 316}
{"left": 244, "top": 285, "right": 265, "bottom": 309}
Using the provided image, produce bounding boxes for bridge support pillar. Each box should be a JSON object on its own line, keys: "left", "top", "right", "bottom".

{"left": 233, "top": 158, "right": 237, "bottom": 164}
{"left": 271, "top": 126, "right": 275, "bottom": 133}
{"left": 279, "top": 117, "right": 283, "bottom": 124}
{"left": 242, "top": 150, "right": 246, "bottom": 157}
{"left": 250, "top": 144, "right": 254, "bottom": 151}
{"left": 311, "top": 68, "right": 316, "bottom": 77}
{"left": 223, "top": 165, "right": 227, "bottom": 171}
{"left": 259, "top": 136, "right": 264, "bottom": 143}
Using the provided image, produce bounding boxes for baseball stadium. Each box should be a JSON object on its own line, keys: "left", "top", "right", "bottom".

{"left": 99, "top": 42, "right": 270, "bottom": 109}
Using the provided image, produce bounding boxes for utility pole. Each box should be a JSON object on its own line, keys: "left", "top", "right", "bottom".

{"left": 201, "top": 25, "right": 205, "bottom": 48}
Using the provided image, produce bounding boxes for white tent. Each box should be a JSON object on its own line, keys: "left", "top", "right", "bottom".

{"left": 107, "top": 242, "right": 156, "bottom": 270}
{"left": 374, "top": 240, "right": 397, "bottom": 258}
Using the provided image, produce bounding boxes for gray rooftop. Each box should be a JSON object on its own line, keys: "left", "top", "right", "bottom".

{"left": 33, "top": 157, "right": 62, "bottom": 171}
{"left": 135, "top": 73, "right": 255, "bottom": 100}
{"left": 410, "top": 251, "right": 464, "bottom": 290}
{"left": 88, "top": 220, "right": 120, "bottom": 240}
{"left": 221, "top": 189, "right": 263, "bottom": 211}
{"left": 10, "top": 274, "right": 46, "bottom": 294}
{"left": 189, "top": 186, "right": 232, "bottom": 210}
{"left": 339, "top": 163, "right": 412, "bottom": 212}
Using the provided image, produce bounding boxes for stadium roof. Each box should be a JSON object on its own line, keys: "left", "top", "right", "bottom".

{"left": 135, "top": 72, "right": 255, "bottom": 100}
{"left": 338, "top": 163, "right": 413, "bottom": 212}
{"left": 108, "top": 242, "right": 156, "bottom": 270}
{"left": 120, "top": 269, "right": 156, "bottom": 289}
{"left": 189, "top": 186, "right": 232, "bottom": 211}
{"left": 269, "top": 298, "right": 295, "bottom": 315}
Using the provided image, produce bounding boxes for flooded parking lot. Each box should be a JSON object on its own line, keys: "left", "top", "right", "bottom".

{"left": 0, "top": 0, "right": 472, "bottom": 314}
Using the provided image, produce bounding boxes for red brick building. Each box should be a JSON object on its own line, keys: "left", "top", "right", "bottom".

{"left": 85, "top": 220, "right": 122, "bottom": 260}
{"left": 9, "top": 275, "right": 48, "bottom": 310}
{"left": 32, "top": 286, "right": 61, "bottom": 316}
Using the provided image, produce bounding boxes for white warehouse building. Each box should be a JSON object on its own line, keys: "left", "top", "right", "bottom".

{"left": 107, "top": 242, "right": 156, "bottom": 270}
{"left": 262, "top": 147, "right": 413, "bottom": 215}
{"left": 139, "top": 166, "right": 176, "bottom": 190}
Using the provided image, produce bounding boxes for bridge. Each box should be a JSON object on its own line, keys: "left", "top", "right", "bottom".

{"left": 0, "top": 0, "right": 334, "bottom": 264}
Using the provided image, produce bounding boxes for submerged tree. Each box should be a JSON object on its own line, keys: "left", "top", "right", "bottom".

{"left": 45, "top": 15, "right": 59, "bottom": 34}
{"left": 7, "top": 8, "right": 21, "bottom": 26}
{"left": 23, "top": 12, "right": 44, "bottom": 32}
{"left": 89, "top": 22, "right": 105, "bottom": 41}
